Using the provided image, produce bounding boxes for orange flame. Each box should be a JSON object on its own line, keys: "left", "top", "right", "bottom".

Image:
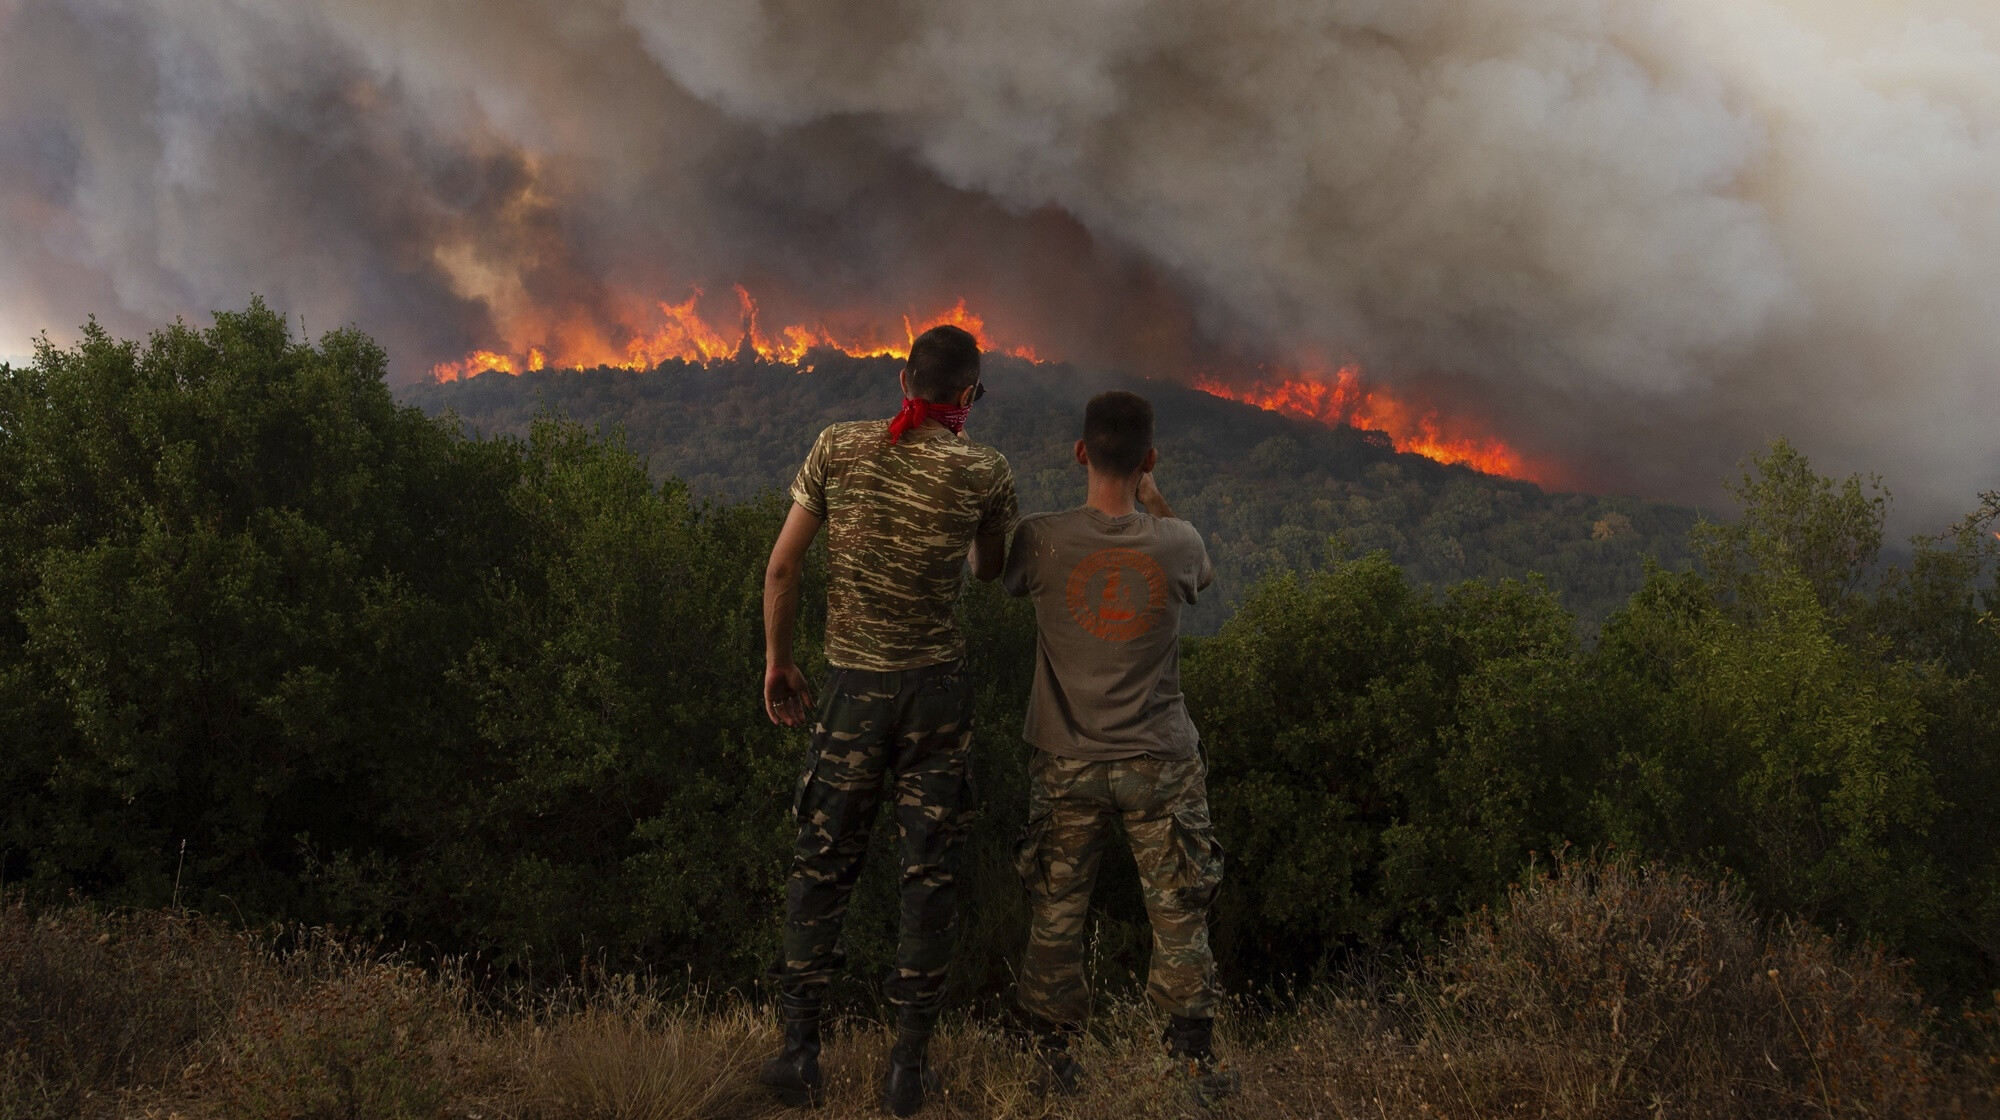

{"left": 431, "top": 349, "right": 519, "bottom": 380}
{"left": 431, "top": 286, "right": 1036, "bottom": 382}
{"left": 1193, "top": 366, "right": 1548, "bottom": 483}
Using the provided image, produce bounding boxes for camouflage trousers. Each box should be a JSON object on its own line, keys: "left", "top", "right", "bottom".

{"left": 778, "top": 659, "right": 977, "bottom": 1014}
{"left": 1016, "top": 750, "right": 1225, "bottom": 1023}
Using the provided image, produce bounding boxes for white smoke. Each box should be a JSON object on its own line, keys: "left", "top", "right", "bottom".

{"left": 2, "top": 0, "right": 1996, "bottom": 525}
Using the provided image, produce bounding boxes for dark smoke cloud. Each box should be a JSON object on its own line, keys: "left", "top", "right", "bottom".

{"left": 2, "top": 0, "right": 1996, "bottom": 525}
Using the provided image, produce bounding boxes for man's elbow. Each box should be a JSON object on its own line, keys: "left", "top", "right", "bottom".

{"left": 967, "top": 550, "right": 999, "bottom": 582}
{"left": 968, "top": 536, "right": 1005, "bottom": 582}
{"left": 766, "top": 556, "right": 803, "bottom": 587}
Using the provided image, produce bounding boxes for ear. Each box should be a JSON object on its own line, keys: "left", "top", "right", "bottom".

{"left": 1074, "top": 439, "right": 1089, "bottom": 467}
{"left": 955, "top": 382, "right": 978, "bottom": 408}
{"left": 1141, "top": 447, "right": 1158, "bottom": 474}
{"left": 899, "top": 367, "right": 912, "bottom": 399}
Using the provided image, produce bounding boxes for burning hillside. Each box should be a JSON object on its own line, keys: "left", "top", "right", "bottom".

{"left": 433, "top": 287, "right": 1545, "bottom": 483}
{"left": 1192, "top": 370, "right": 1551, "bottom": 484}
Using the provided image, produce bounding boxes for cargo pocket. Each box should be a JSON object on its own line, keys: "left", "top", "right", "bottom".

{"left": 791, "top": 671, "right": 842, "bottom": 820}
{"left": 953, "top": 756, "right": 981, "bottom": 830}
{"left": 790, "top": 750, "right": 819, "bottom": 820}
{"left": 1169, "top": 809, "right": 1225, "bottom": 911}
{"left": 1015, "top": 811, "right": 1053, "bottom": 898}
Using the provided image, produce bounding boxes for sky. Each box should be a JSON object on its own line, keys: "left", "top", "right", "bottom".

{"left": 1, "top": 0, "right": 1997, "bottom": 528}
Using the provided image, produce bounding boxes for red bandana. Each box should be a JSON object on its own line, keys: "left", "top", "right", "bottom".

{"left": 887, "top": 397, "right": 971, "bottom": 443}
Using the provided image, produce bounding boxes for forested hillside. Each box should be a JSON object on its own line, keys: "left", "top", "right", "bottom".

{"left": 4, "top": 303, "right": 1997, "bottom": 1021}
{"left": 403, "top": 354, "right": 1700, "bottom": 630}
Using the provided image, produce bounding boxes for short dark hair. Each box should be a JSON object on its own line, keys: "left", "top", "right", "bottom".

{"left": 1083, "top": 390, "right": 1154, "bottom": 476}
{"left": 905, "top": 325, "right": 982, "bottom": 403}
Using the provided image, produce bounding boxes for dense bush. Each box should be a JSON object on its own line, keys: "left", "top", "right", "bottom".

{"left": 1426, "top": 856, "right": 1953, "bottom": 1117}
{"left": 1191, "top": 441, "right": 2000, "bottom": 998}
{"left": 1186, "top": 558, "right": 1594, "bottom": 972}
{"left": 0, "top": 303, "right": 816, "bottom": 986}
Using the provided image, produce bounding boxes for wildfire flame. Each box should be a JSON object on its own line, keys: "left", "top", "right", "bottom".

{"left": 1193, "top": 367, "right": 1548, "bottom": 483}
{"left": 434, "top": 285, "right": 1543, "bottom": 483}
{"left": 431, "top": 285, "right": 1035, "bottom": 381}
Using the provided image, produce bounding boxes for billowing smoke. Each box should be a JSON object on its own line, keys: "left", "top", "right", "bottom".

{"left": 3, "top": 0, "right": 1997, "bottom": 525}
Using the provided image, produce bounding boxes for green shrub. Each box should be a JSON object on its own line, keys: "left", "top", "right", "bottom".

{"left": 1185, "top": 554, "right": 1594, "bottom": 978}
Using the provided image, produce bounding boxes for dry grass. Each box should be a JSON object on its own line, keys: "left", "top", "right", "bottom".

{"left": 4, "top": 858, "right": 1996, "bottom": 1119}
{"left": 0, "top": 901, "right": 266, "bottom": 1118}
{"left": 500, "top": 985, "right": 773, "bottom": 1119}
{"left": 1233, "top": 856, "right": 1997, "bottom": 1119}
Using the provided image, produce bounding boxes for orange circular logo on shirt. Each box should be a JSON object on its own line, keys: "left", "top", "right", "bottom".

{"left": 1066, "top": 548, "right": 1169, "bottom": 642}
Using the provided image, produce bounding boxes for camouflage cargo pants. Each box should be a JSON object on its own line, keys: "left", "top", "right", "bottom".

{"left": 778, "top": 660, "right": 976, "bottom": 1013}
{"left": 1016, "top": 750, "right": 1225, "bottom": 1023}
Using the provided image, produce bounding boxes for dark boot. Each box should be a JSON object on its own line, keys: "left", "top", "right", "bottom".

{"left": 880, "top": 1009, "right": 941, "bottom": 1117}
{"left": 1163, "top": 1014, "right": 1239, "bottom": 1107}
{"left": 759, "top": 991, "right": 824, "bottom": 1108}
{"left": 1026, "top": 1015, "right": 1083, "bottom": 1097}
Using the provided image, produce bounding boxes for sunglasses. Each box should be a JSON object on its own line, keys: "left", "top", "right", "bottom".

{"left": 972, "top": 381, "right": 987, "bottom": 402}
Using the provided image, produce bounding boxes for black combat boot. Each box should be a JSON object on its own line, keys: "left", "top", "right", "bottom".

{"left": 1026, "top": 1015, "right": 1083, "bottom": 1097}
{"left": 758, "top": 991, "right": 824, "bottom": 1108}
{"left": 1163, "top": 1014, "right": 1239, "bottom": 1107}
{"left": 880, "top": 1008, "right": 942, "bottom": 1117}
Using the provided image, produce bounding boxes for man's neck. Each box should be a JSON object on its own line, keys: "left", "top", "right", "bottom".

{"left": 1085, "top": 472, "right": 1139, "bottom": 517}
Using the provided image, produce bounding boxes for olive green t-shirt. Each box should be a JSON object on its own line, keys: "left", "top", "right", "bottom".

{"left": 1001, "top": 506, "right": 1212, "bottom": 761}
{"left": 789, "top": 419, "right": 1018, "bottom": 671}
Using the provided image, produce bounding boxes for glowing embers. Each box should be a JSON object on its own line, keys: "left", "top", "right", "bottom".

{"left": 1193, "top": 366, "right": 1544, "bottom": 483}
{"left": 430, "top": 285, "right": 1035, "bottom": 382}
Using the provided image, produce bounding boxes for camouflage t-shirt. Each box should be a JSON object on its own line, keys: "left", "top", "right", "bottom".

{"left": 789, "top": 419, "right": 1019, "bottom": 671}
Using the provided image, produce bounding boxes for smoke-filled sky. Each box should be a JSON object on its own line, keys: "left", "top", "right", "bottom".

{"left": 3, "top": 0, "right": 1997, "bottom": 525}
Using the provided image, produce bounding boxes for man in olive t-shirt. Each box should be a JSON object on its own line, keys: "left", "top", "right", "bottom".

{"left": 1006, "top": 496, "right": 1211, "bottom": 763}
{"left": 758, "top": 325, "right": 1018, "bottom": 1116}
{"left": 1001, "top": 390, "right": 1233, "bottom": 1104}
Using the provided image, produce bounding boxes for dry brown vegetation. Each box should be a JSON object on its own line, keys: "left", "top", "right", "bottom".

{"left": 4, "top": 858, "right": 1995, "bottom": 1119}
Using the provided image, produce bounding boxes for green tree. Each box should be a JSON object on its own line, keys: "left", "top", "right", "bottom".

{"left": 1183, "top": 555, "right": 1594, "bottom": 980}
{"left": 1691, "top": 438, "right": 1886, "bottom": 622}
{"left": 1593, "top": 448, "right": 1996, "bottom": 995}
{"left": 1591, "top": 569, "right": 1940, "bottom": 946}
{"left": 0, "top": 303, "right": 822, "bottom": 984}
{"left": 0, "top": 302, "right": 507, "bottom": 912}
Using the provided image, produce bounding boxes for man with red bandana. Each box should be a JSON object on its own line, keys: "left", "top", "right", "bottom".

{"left": 758, "top": 324, "right": 1018, "bottom": 1115}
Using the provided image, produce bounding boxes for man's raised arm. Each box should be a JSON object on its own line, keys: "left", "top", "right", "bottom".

{"left": 1139, "top": 472, "right": 1213, "bottom": 591}
{"left": 763, "top": 502, "right": 823, "bottom": 726}
{"left": 1137, "top": 471, "right": 1179, "bottom": 522}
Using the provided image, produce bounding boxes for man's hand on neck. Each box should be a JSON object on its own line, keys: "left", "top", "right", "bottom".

{"left": 1135, "top": 472, "right": 1177, "bottom": 520}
